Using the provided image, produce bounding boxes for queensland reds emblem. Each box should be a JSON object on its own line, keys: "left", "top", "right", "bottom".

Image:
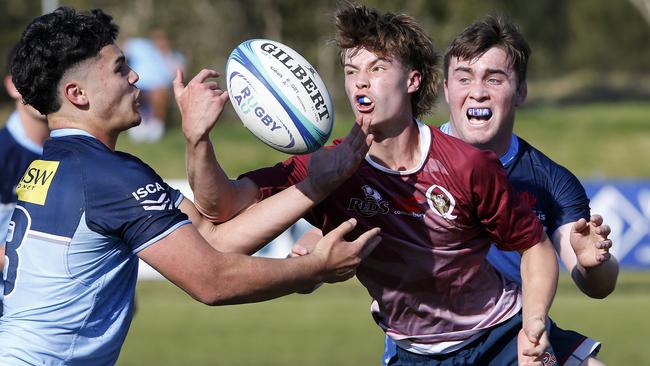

{"left": 426, "top": 185, "right": 457, "bottom": 220}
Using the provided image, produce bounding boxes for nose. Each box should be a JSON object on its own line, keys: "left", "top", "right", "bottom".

{"left": 355, "top": 71, "right": 369, "bottom": 89}
{"left": 469, "top": 82, "right": 489, "bottom": 101}
{"left": 129, "top": 69, "right": 139, "bottom": 85}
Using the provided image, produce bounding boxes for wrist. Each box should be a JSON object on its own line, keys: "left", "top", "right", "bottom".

{"left": 296, "top": 178, "right": 327, "bottom": 203}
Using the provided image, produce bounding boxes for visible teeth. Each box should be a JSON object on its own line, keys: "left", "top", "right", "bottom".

{"left": 357, "top": 96, "right": 371, "bottom": 104}
{"left": 467, "top": 108, "right": 492, "bottom": 118}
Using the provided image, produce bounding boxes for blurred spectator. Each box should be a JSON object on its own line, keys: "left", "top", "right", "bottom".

{"left": 0, "top": 49, "right": 49, "bottom": 303}
{"left": 124, "top": 29, "right": 185, "bottom": 143}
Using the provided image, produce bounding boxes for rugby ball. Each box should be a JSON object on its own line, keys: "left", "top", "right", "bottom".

{"left": 226, "top": 39, "right": 333, "bottom": 154}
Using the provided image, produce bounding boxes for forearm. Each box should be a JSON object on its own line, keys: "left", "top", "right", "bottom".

{"left": 185, "top": 135, "right": 250, "bottom": 222}
{"left": 139, "top": 225, "right": 325, "bottom": 306}
{"left": 572, "top": 255, "right": 619, "bottom": 299}
{"left": 205, "top": 253, "right": 326, "bottom": 305}
{"left": 205, "top": 180, "right": 323, "bottom": 254}
{"left": 181, "top": 180, "right": 323, "bottom": 255}
{"left": 520, "top": 233, "right": 558, "bottom": 325}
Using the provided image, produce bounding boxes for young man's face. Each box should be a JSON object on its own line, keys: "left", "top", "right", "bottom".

{"left": 343, "top": 47, "right": 420, "bottom": 128}
{"left": 444, "top": 46, "right": 526, "bottom": 155}
{"left": 83, "top": 44, "right": 141, "bottom": 131}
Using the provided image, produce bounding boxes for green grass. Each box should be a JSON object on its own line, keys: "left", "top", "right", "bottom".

{"left": 111, "top": 101, "right": 650, "bottom": 179}
{"left": 119, "top": 272, "right": 650, "bottom": 365}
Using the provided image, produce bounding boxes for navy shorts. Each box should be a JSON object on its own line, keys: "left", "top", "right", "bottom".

{"left": 386, "top": 311, "right": 600, "bottom": 366}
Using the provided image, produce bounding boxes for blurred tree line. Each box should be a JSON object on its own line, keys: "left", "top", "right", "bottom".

{"left": 1, "top": 0, "right": 649, "bottom": 109}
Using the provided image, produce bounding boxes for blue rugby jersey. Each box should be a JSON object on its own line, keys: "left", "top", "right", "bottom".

{"left": 440, "top": 122, "right": 590, "bottom": 283}
{"left": 0, "top": 112, "right": 43, "bottom": 300}
{"left": 0, "top": 129, "right": 190, "bottom": 365}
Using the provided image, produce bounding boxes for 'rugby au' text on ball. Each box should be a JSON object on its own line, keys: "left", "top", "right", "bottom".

{"left": 233, "top": 86, "right": 282, "bottom": 132}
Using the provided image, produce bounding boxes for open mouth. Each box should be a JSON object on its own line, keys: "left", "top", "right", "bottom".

{"left": 355, "top": 95, "right": 374, "bottom": 112}
{"left": 466, "top": 107, "right": 492, "bottom": 121}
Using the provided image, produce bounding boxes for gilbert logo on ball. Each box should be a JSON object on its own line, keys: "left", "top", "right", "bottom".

{"left": 226, "top": 39, "right": 334, "bottom": 154}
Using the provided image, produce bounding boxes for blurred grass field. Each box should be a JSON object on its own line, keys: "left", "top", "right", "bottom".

{"left": 114, "top": 101, "right": 650, "bottom": 179}
{"left": 119, "top": 273, "right": 650, "bottom": 365}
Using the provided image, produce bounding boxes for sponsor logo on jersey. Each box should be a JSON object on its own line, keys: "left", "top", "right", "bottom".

{"left": 519, "top": 190, "right": 546, "bottom": 222}
{"left": 542, "top": 351, "right": 558, "bottom": 366}
{"left": 16, "top": 160, "right": 60, "bottom": 205}
{"left": 391, "top": 196, "right": 426, "bottom": 219}
{"left": 131, "top": 182, "right": 173, "bottom": 210}
{"left": 347, "top": 185, "right": 390, "bottom": 217}
{"left": 426, "top": 184, "right": 457, "bottom": 220}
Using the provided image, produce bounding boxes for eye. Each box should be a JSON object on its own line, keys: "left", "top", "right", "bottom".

{"left": 371, "top": 65, "right": 386, "bottom": 72}
{"left": 344, "top": 68, "right": 356, "bottom": 76}
{"left": 458, "top": 77, "right": 470, "bottom": 85}
{"left": 487, "top": 78, "right": 502, "bottom": 85}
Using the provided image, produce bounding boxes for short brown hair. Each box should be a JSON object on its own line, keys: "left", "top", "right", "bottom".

{"left": 334, "top": 3, "right": 441, "bottom": 118}
{"left": 444, "top": 15, "right": 531, "bottom": 86}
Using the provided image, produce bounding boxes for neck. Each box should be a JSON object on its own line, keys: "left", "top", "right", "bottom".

{"left": 368, "top": 118, "right": 421, "bottom": 171}
{"left": 16, "top": 105, "right": 49, "bottom": 147}
{"left": 48, "top": 114, "right": 119, "bottom": 151}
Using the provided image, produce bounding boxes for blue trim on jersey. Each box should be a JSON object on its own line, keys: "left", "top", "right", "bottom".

{"left": 438, "top": 122, "right": 518, "bottom": 166}
{"left": 50, "top": 128, "right": 95, "bottom": 139}
{"left": 133, "top": 219, "right": 191, "bottom": 253}
{"left": 6, "top": 111, "right": 43, "bottom": 155}
{"left": 499, "top": 135, "right": 519, "bottom": 167}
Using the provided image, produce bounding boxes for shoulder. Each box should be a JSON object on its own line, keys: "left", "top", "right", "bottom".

{"left": 515, "top": 137, "right": 580, "bottom": 183}
{"left": 430, "top": 127, "right": 502, "bottom": 174}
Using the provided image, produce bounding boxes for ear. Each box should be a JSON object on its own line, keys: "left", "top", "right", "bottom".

{"left": 64, "top": 82, "right": 89, "bottom": 107}
{"left": 515, "top": 81, "right": 527, "bottom": 107}
{"left": 443, "top": 78, "right": 450, "bottom": 105}
{"left": 4, "top": 75, "right": 21, "bottom": 100}
{"left": 407, "top": 69, "right": 422, "bottom": 94}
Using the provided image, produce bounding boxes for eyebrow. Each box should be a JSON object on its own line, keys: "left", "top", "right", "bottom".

{"left": 114, "top": 55, "right": 126, "bottom": 66}
{"left": 343, "top": 57, "right": 391, "bottom": 69}
{"left": 453, "top": 66, "right": 508, "bottom": 77}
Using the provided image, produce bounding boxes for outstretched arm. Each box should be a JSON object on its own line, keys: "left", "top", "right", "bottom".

{"left": 553, "top": 214, "right": 618, "bottom": 299}
{"left": 138, "top": 218, "right": 381, "bottom": 305}
{"left": 173, "top": 68, "right": 257, "bottom": 222}
{"left": 518, "top": 232, "right": 558, "bottom": 366}
{"left": 174, "top": 67, "right": 373, "bottom": 254}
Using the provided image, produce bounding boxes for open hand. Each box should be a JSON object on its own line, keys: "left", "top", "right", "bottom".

{"left": 301, "top": 115, "right": 373, "bottom": 200}
{"left": 173, "top": 69, "right": 230, "bottom": 144}
{"left": 570, "top": 214, "right": 612, "bottom": 268}
{"left": 310, "top": 218, "right": 381, "bottom": 284}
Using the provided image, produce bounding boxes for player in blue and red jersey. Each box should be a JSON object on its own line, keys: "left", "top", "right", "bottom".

{"left": 378, "top": 15, "right": 618, "bottom": 366}
{"left": 0, "top": 7, "right": 381, "bottom": 365}
{"left": 0, "top": 49, "right": 49, "bottom": 306}
{"left": 181, "top": 5, "right": 590, "bottom": 365}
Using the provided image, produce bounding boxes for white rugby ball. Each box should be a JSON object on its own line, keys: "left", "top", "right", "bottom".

{"left": 226, "top": 39, "right": 334, "bottom": 154}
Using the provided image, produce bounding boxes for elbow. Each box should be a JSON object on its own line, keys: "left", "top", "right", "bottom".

{"left": 191, "top": 288, "right": 233, "bottom": 306}
{"left": 584, "top": 278, "right": 617, "bottom": 299}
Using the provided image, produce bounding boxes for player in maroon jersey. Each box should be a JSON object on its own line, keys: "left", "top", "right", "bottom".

{"left": 183, "top": 4, "right": 558, "bottom": 365}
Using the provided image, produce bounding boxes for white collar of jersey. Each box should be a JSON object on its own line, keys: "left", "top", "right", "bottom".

{"left": 6, "top": 110, "right": 44, "bottom": 155}
{"left": 364, "top": 119, "right": 431, "bottom": 175}
{"left": 439, "top": 121, "right": 519, "bottom": 167}
{"left": 50, "top": 128, "right": 96, "bottom": 139}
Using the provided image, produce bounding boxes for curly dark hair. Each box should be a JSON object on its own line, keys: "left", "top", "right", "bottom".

{"left": 334, "top": 3, "right": 441, "bottom": 118}
{"left": 10, "top": 7, "right": 119, "bottom": 115}
{"left": 444, "top": 15, "right": 531, "bottom": 86}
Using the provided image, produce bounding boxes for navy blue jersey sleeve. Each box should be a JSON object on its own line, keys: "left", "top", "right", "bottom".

{"left": 84, "top": 152, "right": 189, "bottom": 253}
{"left": 512, "top": 139, "right": 590, "bottom": 235}
{"left": 546, "top": 164, "right": 590, "bottom": 234}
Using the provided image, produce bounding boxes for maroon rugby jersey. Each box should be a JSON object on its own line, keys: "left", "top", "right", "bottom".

{"left": 244, "top": 121, "right": 543, "bottom": 344}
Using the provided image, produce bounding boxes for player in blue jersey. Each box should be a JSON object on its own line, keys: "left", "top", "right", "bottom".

{"left": 0, "top": 7, "right": 381, "bottom": 365}
{"left": 377, "top": 15, "right": 618, "bottom": 366}
{"left": 0, "top": 48, "right": 49, "bottom": 306}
